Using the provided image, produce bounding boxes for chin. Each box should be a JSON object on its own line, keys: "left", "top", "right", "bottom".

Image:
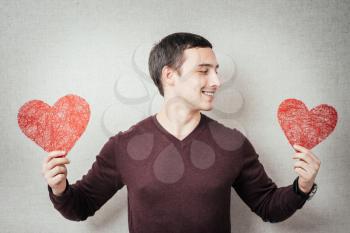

{"left": 200, "top": 104, "right": 214, "bottom": 111}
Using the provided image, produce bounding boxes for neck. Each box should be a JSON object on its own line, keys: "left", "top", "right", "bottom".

{"left": 156, "top": 99, "right": 201, "bottom": 140}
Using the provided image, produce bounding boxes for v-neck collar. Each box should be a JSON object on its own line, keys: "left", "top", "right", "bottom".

{"left": 151, "top": 112, "right": 206, "bottom": 145}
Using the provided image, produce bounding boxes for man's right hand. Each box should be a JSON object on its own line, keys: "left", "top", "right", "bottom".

{"left": 42, "top": 151, "right": 70, "bottom": 196}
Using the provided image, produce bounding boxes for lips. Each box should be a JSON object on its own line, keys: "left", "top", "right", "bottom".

{"left": 202, "top": 90, "right": 215, "bottom": 97}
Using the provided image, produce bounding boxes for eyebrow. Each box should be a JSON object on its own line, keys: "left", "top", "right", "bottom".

{"left": 197, "top": 63, "right": 219, "bottom": 69}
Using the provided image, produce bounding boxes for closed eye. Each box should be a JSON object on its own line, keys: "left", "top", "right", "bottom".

{"left": 198, "top": 70, "right": 209, "bottom": 74}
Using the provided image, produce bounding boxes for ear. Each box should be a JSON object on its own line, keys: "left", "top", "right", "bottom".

{"left": 161, "top": 65, "right": 177, "bottom": 87}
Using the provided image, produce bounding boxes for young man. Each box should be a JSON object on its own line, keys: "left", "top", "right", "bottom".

{"left": 43, "top": 32, "right": 320, "bottom": 233}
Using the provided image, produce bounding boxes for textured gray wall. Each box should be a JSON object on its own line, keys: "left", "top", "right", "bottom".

{"left": 1, "top": 0, "right": 349, "bottom": 232}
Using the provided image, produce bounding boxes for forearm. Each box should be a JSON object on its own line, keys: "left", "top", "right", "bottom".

{"left": 48, "top": 180, "right": 91, "bottom": 221}
{"left": 47, "top": 135, "right": 124, "bottom": 221}
{"left": 252, "top": 184, "right": 308, "bottom": 223}
{"left": 233, "top": 136, "right": 310, "bottom": 223}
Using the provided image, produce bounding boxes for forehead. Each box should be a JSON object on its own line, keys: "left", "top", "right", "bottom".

{"left": 181, "top": 47, "right": 218, "bottom": 70}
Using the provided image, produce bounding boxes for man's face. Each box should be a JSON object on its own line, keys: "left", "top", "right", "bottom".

{"left": 172, "top": 47, "right": 221, "bottom": 111}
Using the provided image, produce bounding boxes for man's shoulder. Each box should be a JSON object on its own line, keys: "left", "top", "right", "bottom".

{"left": 203, "top": 113, "right": 247, "bottom": 151}
{"left": 203, "top": 113, "right": 244, "bottom": 135}
{"left": 113, "top": 114, "right": 154, "bottom": 139}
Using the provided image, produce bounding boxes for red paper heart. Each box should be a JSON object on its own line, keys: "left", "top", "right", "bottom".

{"left": 277, "top": 98, "right": 337, "bottom": 150}
{"left": 18, "top": 94, "right": 90, "bottom": 153}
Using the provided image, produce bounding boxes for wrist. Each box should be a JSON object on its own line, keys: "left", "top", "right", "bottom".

{"left": 298, "top": 182, "right": 313, "bottom": 194}
{"left": 292, "top": 177, "right": 318, "bottom": 200}
{"left": 52, "top": 188, "right": 64, "bottom": 197}
{"left": 50, "top": 179, "right": 68, "bottom": 197}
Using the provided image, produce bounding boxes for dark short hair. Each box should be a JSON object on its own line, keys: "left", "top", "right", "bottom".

{"left": 148, "top": 32, "right": 212, "bottom": 96}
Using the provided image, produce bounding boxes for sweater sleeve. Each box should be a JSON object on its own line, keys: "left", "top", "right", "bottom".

{"left": 48, "top": 135, "right": 125, "bottom": 221}
{"left": 232, "top": 134, "right": 308, "bottom": 223}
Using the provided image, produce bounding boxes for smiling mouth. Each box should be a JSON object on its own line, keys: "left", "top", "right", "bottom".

{"left": 202, "top": 90, "right": 215, "bottom": 96}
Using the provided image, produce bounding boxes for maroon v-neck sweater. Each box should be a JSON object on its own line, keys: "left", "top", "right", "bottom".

{"left": 48, "top": 113, "right": 308, "bottom": 233}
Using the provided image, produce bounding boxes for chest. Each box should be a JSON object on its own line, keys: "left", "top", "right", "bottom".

{"left": 119, "top": 138, "right": 242, "bottom": 201}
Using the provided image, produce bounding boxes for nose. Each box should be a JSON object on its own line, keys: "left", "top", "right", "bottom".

{"left": 209, "top": 71, "right": 221, "bottom": 89}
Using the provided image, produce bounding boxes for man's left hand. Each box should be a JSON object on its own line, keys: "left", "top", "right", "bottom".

{"left": 292, "top": 144, "right": 321, "bottom": 193}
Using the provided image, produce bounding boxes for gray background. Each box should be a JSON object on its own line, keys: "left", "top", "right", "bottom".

{"left": 1, "top": 0, "right": 349, "bottom": 232}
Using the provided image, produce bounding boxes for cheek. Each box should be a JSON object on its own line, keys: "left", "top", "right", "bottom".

{"left": 189, "top": 82, "right": 203, "bottom": 95}
{"left": 189, "top": 77, "right": 204, "bottom": 89}
{"left": 177, "top": 76, "right": 204, "bottom": 95}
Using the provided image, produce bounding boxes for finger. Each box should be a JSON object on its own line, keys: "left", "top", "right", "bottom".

{"left": 293, "top": 144, "right": 309, "bottom": 153}
{"left": 46, "top": 157, "right": 70, "bottom": 171}
{"left": 293, "top": 152, "right": 321, "bottom": 171}
{"left": 293, "top": 160, "right": 317, "bottom": 175}
{"left": 45, "top": 151, "right": 67, "bottom": 163}
{"left": 294, "top": 167, "right": 308, "bottom": 178}
{"left": 294, "top": 161, "right": 317, "bottom": 179}
{"left": 43, "top": 151, "right": 66, "bottom": 174}
{"left": 50, "top": 173, "right": 67, "bottom": 186}
{"left": 292, "top": 152, "right": 313, "bottom": 164}
{"left": 46, "top": 165, "right": 67, "bottom": 179}
{"left": 293, "top": 147, "right": 320, "bottom": 165}
{"left": 43, "top": 152, "right": 59, "bottom": 168}
{"left": 292, "top": 153, "right": 318, "bottom": 170}
{"left": 307, "top": 152, "right": 321, "bottom": 167}
{"left": 293, "top": 160, "right": 309, "bottom": 173}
